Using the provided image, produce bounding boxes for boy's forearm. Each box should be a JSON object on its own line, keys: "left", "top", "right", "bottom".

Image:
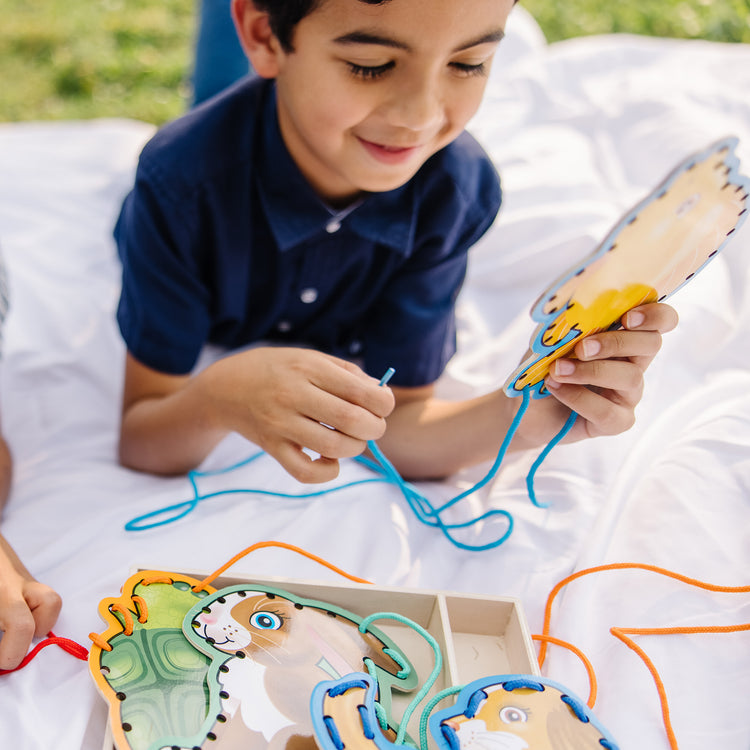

{"left": 376, "top": 389, "right": 523, "bottom": 480}
{"left": 119, "top": 373, "right": 229, "bottom": 476}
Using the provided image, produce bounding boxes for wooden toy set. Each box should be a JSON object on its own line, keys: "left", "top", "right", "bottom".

{"left": 89, "top": 549, "right": 617, "bottom": 750}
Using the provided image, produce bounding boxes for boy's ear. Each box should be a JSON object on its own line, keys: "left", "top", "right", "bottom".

{"left": 231, "top": 0, "right": 284, "bottom": 78}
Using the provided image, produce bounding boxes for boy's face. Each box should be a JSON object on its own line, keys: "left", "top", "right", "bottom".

{"left": 271, "top": 0, "right": 514, "bottom": 204}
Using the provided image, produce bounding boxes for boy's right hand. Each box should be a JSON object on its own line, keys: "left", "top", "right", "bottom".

{"left": 120, "top": 347, "right": 395, "bottom": 482}
{"left": 203, "top": 347, "right": 395, "bottom": 483}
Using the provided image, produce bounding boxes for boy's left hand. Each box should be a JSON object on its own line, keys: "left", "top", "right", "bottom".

{"left": 539, "top": 302, "right": 679, "bottom": 441}
{"left": 373, "top": 302, "right": 677, "bottom": 479}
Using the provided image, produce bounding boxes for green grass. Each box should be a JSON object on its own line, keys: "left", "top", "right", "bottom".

{"left": 0, "top": 0, "right": 194, "bottom": 124}
{"left": 1, "top": 0, "right": 748, "bottom": 125}
{"left": 523, "top": 0, "right": 750, "bottom": 44}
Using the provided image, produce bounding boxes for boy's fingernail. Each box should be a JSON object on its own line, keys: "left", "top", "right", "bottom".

{"left": 545, "top": 377, "right": 560, "bottom": 390}
{"left": 582, "top": 339, "right": 601, "bottom": 358}
{"left": 554, "top": 359, "right": 575, "bottom": 376}
{"left": 626, "top": 310, "right": 645, "bottom": 328}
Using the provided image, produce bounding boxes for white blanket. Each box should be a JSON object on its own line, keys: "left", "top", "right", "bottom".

{"left": 1, "top": 9, "right": 748, "bottom": 749}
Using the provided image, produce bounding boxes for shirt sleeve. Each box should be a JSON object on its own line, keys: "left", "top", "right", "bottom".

{"left": 363, "top": 137, "right": 502, "bottom": 386}
{"left": 115, "top": 158, "right": 212, "bottom": 375}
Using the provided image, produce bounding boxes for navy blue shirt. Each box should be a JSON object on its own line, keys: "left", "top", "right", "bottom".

{"left": 115, "top": 76, "right": 501, "bottom": 386}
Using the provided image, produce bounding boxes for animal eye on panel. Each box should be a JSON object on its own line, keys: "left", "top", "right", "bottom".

{"left": 499, "top": 706, "right": 528, "bottom": 724}
{"left": 249, "top": 611, "right": 284, "bottom": 630}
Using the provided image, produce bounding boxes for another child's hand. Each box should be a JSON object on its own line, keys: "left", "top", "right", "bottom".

{"left": 0, "top": 540, "right": 62, "bottom": 671}
{"left": 205, "top": 347, "right": 395, "bottom": 483}
{"left": 534, "top": 302, "right": 679, "bottom": 442}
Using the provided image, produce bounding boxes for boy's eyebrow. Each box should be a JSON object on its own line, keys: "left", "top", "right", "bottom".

{"left": 332, "top": 31, "right": 410, "bottom": 50}
{"left": 332, "top": 28, "right": 504, "bottom": 53}
{"left": 454, "top": 29, "right": 505, "bottom": 52}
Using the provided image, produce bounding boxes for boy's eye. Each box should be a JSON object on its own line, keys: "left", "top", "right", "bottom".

{"left": 347, "top": 61, "right": 395, "bottom": 80}
{"left": 450, "top": 61, "right": 488, "bottom": 77}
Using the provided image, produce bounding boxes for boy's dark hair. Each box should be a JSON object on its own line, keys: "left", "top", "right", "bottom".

{"left": 254, "top": 0, "right": 519, "bottom": 53}
{"left": 253, "top": 0, "right": 390, "bottom": 52}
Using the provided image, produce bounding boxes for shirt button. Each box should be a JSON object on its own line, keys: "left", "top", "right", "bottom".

{"left": 300, "top": 288, "right": 318, "bottom": 304}
{"left": 349, "top": 340, "right": 362, "bottom": 355}
{"left": 326, "top": 220, "right": 341, "bottom": 233}
{"left": 276, "top": 320, "right": 292, "bottom": 332}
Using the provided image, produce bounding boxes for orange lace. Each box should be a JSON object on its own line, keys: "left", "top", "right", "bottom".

{"left": 537, "top": 562, "right": 750, "bottom": 750}
{"left": 193, "top": 540, "right": 373, "bottom": 592}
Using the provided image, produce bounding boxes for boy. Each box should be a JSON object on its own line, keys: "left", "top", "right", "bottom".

{"left": 115, "top": 0, "right": 677, "bottom": 485}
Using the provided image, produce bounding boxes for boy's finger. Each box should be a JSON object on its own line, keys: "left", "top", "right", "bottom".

{"left": 573, "top": 330, "right": 664, "bottom": 362}
{"left": 0, "top": 607, "right": 36, "bottom": 671}
{"left": 543, "top": 382, "right": 636, "bottom": 437}
{"left": 304, "top": 390, "right": 388, "bottom": 442}
{"left": 303, "top": 420, "right": 373, "bottom": 461}
{"left": 313, "top": 359, "right": 395, "bottom": 418}
{"left": 271, "top": 414, "right": 368, "bottom": 463}
{"left": 274, "top": 443, "right": 342, "bottom": 485}
{"left": 548, "top": 359, "right": 644, "bottom": 402}
{"left": 623, "top": 302, "right": 679, "bottom": 333}
{"left": 27, "top": 585, "right": 63, "bottom": 638}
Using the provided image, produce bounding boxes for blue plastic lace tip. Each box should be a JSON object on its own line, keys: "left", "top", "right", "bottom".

{"left": 379, "top": 367, "right": 395, "bottom": 387}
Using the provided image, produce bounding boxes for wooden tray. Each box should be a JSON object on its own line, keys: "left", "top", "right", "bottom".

{"left": 100, "top": 569, "right": 538, "bottom": 749}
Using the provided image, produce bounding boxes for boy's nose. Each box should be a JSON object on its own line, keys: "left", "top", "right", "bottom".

{"left": 384, "top": 79, "right": 444, "bottom": 133}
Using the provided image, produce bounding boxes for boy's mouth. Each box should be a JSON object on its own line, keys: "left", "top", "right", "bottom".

{"left": 357, "top": 137, "right": 421, "bottom": 165}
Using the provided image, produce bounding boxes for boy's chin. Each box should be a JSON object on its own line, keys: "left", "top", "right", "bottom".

{"left": 317, "top": 158, "right": 426, "bottom": 203}
{"left": 353, "top": 166, "right": 423, "bottom": 195}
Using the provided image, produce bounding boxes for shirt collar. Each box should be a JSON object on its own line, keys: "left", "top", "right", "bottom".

{"left": 257, "top": 83, "right": 416, "bottom": 256}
